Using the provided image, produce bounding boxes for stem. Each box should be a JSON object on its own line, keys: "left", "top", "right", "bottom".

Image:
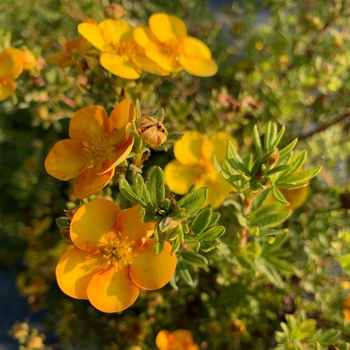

{"left": 299, "top": 109, "right": 350, "bottom": 140}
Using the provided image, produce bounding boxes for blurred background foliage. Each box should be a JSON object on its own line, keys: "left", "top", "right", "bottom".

{"left": 0, "top": 0, "right": 350, "bottom": 349}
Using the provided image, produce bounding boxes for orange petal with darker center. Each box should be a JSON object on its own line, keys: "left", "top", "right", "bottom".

{"left": 0, "top": 78, "right": 16, "bottom": 101}
{"left": 45, "top": 139, "right": 86, "bottom": 181}
{"left": 70, "top": 198, "right": 120, "bottom": 252}
{"left": 69, "top": 105, "right": 109, "bottom": 142}
{"left": 56, "top": 247, "right": 106, "bottom": 300}
{"left": 74, "top": 167, "right": 115, "bottom": 199}
{"left": 87, "top": 267, "right": 139, "bottom": 313}
{"left": 130, "top": 238, "right": 176, "bottom": 290}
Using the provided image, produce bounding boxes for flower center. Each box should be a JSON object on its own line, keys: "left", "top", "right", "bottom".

{"left": 162, "top": 39, "right": 182, "bottom": 61}
{"left": 198, "top": 161, "right": 217, "bottom": 183}
{"left": 100, "top": 237, "right": 136, "bottom": 270}
{"left": 105, "top": 39, "right": 138, "bottom": 58}
{"left": 80, "top": 132, "right": 114, "bottom": 168}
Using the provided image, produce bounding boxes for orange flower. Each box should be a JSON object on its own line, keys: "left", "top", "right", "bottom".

{"left": 20, "top": 49, "right": 36, "bottom": 70}
{"left": 56, "top": 200, "right": 177, "bottom": 313}
{"left": 156, "top": 330, "right": 199, "bottom": 350}
{"left": 0, "top": 47, "right": 23, "bottom": 101}
{"left": 45, "top": 100, "right": 135, "bottom": 198}
{"left": 78, "top": 19, "right": 169, "bottom": 79}
{"left": 134, "top": 13, "right": 218, "bottom": 77}
{"left": 48, "top": 37, "right": 92, "bottom": 68}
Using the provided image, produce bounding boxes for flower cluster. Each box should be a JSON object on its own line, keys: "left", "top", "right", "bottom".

{"left": 56, "top": 199, "right": 176, "bottom": 313}
{"left": 164, "top": 130, "right": 237, "bottom": 209}
{"left": 45, "top": 99, "right": 136, "bottom": 198}
{"left": 0, "top": 47, "right": 36, "bottom": 100}
{"left": 51, "top": 12, "right": 217, "bottom": 79}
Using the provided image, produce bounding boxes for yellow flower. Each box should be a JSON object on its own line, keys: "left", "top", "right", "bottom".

{"left": 0, "top": 47, "right": 23, "bottom": 101}
{"left": 134, "top": 13, "right": 218, "bottom": 77}
{"left": 156, "top": 330, "right": 199, "bottom": 350}
{"left": 164, "top": 130, "right": 237, "bottom": 209}
{"left": 45, "top": 100, "right": 135, "bottom": 198}
{"left": 56, "top": 200, "right": 177, "bottom": 313}
{"left": 77, "top": 19, "right": 169, "bottom": 79}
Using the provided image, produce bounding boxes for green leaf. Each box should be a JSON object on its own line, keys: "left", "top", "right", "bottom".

{"left": 275, "top": 182, "right": 308, "bottom": 190}
{"left": 264, "top": 122, "right": 273, "bottom": 152}
{"left": 169, "top": 273, "right": 178, "bottom": 290}
{"left": 149, "top": 166, "right": 165, "bottom": 208}
{"left": 200, "top": 241, "right": 220, "bottom": 252}
{"left": 191, "top": 208, "right": 212, "bottom": 235}
{"left": 152, "top": 108, "right": 165, "bottom": 122}
{"left": 139, "top": 208, "right": 155, "bottom": 223}
{"left": 177, "top": 261, "right": 193, "bottom": 285}
{"left": 177, "top": 187, "right": 208, "bottom": 213}
{"left": 271, "top": 186, "right": 289, "bottom": 205}
{"left": 140, "top": 183, "right": 154, "bottom": 210}
{"left": 263, "top": 255, "right": 295, "bottom": 273}
{"left": 154, "top": 240, "right": 164, "bottom": 255}
{"left": 170, "top": 236, "right": 181, "bottom": 254}
{"left": 119, "top": 179, "right": 139, "bottom": 203}
{"left": 181, "top": 251, "right": 208, "bottom": 267}
{"left": 253, "top": 124, "right": 264, "bottom": 159}
{"left": 269, "top": 125, "right": 285, "bottom": 151}
{"left": 279, "top": 150, "right": 307, "bottom": 180}
{"left": 209, "top": 212, "right": 221, "bottom": 226}
{"left": 196, "top": 226, "right": 226, "bottom": 241}
{"left": 249, "top": 177, "right": 264, "bottom": 192}
{"left": 279, "top": 138, "right": 298, "bottom": 158}
{"left": 267, "top": 164, "right": 290, "bottom": 175}
{"left": 282, "top": 166, "right": 322, "bottom": 184}
{"left": 226, "top": 140, "right": 243, "bottom": 162}
{"left": 252, "top": 189, "right": 271, "bottom": 211}
{"left": 228, "top": 158, "right": 251, "bottom": 177}
{"left": 184, "top": 237, "right": 201, "bottom": 252}
{"left": 251, "top": 210, "right": 291, "bottom": 229}
{"left": 236, "top": 213, "right": 249, "bottom": 229}
{"left": 255, "top": 257, "right": 285, "bottom": 288}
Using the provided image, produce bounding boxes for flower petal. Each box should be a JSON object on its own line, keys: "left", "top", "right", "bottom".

{"left": 164, "top": 160, "right": 201, "bottom": 195}
{"left": 206, "top": 176, "right": 234, "bottom": 210}
{"left": 74, "top": 167, "right": 115, "bottom": 199}
{"left": 149, "top": 13, "right": 187, "bottom": 43}
{"left": 108, "top": 99, "right": 136, "bottom": 131}
{"left": 179, "top": 56, "right": 218, "bottom": 77}
{"left": 97, "top": 136, "right": 134, "bottom": 175}
{"left": 70, "top": 199, "right": 121, "bottom": 252}
{"left": 130, "top": 238, "right": 176, "bottom": 290}
{"left": 0, "top": 78, "right": 16, "bottom": 101}
{"left": 87, "top": 267, "right": 139, "bottom": 313}
{"left": 132, "top": 54, "right": 170, "bottom": 76}
{"left": 56, "top": 247, "right": 106, "bottom": 299}
{"left": 116, "top": 205, "right": 155, "bottom": 246}
{"left": 182, "top": 36, "right": 212, "bottom": 59}
{"left": 0, "top": 48, "right": 23, "bottom": 79}
{"left": 174, "top": 130, "right": 204, "bottom": 166}
{"left": 202, "top": 131, "right": 238, "bottom": 164}
{"left": 69, "top": 105, "right": 109, "bottom": 142}
{"left": 45, "top": 139, "right": 86, "bottom": 181}
{"left": 78, "top": 22, "right": 106, "bottom": 51}
{"left": 100, "top": 52, "right": 141, "bottom": 79}
{"left": 98, "top": 19, "right": 134, "bottom": 42}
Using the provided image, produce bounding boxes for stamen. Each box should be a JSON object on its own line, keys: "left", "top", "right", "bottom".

{"left": 100, "top": 237, "right": 136, "bottom": 271}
